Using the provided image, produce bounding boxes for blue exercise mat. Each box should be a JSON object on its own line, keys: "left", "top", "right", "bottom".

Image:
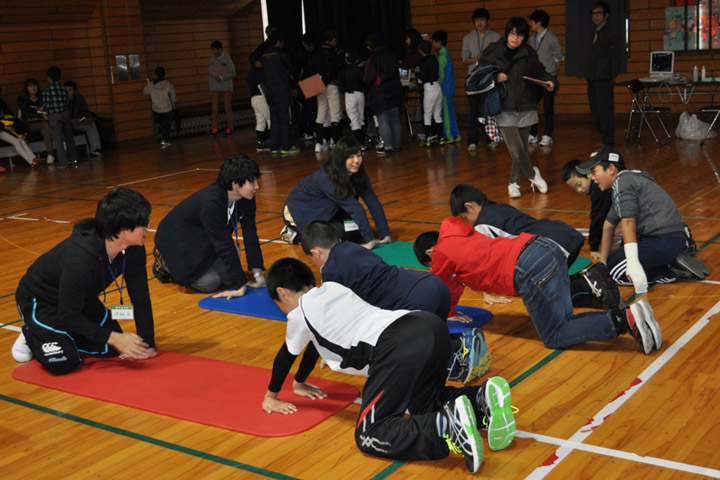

{"left": 198, "top": 288, "right": 493, "bottom": 334}
{"left": 448, "top": 306, "right": 493, "bottom": 334}
{"left": 198, "top": 287, "right": 286, "bottom": 320}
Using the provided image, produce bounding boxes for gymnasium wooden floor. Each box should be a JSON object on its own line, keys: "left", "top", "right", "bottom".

{"left": 1, "top": 122, "right": 719, "bottom": 479}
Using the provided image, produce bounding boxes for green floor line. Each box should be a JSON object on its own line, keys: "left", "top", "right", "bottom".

{"left": 0, "top": 393, "right": 299, "bottom": 480}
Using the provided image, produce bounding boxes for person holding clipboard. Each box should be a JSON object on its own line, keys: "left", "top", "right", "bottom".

{"left": 479, "top": 17, "right": 555, "bottom": 199}
{"left": 209, "top": 40, "right": 236, "bottom": 137}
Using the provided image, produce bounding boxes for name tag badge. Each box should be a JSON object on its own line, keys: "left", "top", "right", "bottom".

{"left": 343, "top": 219, "right": 359, "bottom": 232}
{"left": 111, "top": 304, "right": 134, "bottom": 320}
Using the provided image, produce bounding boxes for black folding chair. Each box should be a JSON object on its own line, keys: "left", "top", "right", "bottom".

{"left": 625, "top": 79, "right": 672, "bottom": 146}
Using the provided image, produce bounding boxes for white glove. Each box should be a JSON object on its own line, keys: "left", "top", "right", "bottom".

{"left": 624, "top": 243, "right": 647, "bottom": 294}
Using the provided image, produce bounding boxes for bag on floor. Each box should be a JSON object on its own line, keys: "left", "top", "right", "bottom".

{"left": 676, "top": 111, "right": 716, "bottom": 140}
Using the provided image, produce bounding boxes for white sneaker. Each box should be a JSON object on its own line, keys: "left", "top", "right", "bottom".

{"left": 160, "top": 141, "right": 171, "bottom": 148}
{"left": 280, "top": 225, "right": 297, "bottom": 244}
{"left": 46, "top": 154, "right": 56, "bottom": 165}
{"left": 328, "top": 139, "right": 335, "bottom": 150}
{"left": 539, "top": 135, "right": 553, "bottom": 146}
{"left": 314, "top": 142, "right": 323, "bottom": 153}
{"left": 508, "top": 183, "right": 521, "bottom": 198}
{"left": 528, "top": 135, "right": 538, "bottom": 144}
{"left": 529, "top": 166, "right": 548, "bottom": 194}
{"left": 12, "top": 332, "right": 32, "bottom": 363}
{"left": 468, "top": 143, "right": 477, "bottom": 152}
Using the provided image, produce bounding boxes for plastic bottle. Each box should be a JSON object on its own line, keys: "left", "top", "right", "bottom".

{"left": 693, "top": 65, "right": 699, "bottom": 82}
{"left": 702, "top": 65, "right": 707, "bottom": 81}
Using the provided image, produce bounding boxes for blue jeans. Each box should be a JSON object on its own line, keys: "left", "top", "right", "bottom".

{"left": 376, "top": 108, "right": 401, "bottom": 149}
{"left": 514, "top": 237, "right": 617, "bottom": 349}
{"left": 607, "top": 231, "right": 685, "bottom": 285}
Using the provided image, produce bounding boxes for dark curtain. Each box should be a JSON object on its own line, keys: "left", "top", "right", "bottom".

{"left": 301, "top": 0, "right": 410, "bottom": 60}
{"left": 566, "top": 0, "right": 628, "bottom": 77}
{"left": 267, "top": 0, "right": 304, "bottom": 55}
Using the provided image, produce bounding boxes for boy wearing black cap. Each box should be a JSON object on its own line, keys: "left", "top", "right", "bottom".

{"left": 576, "top": 147, "right": 706, "bottom": 292}
{"left": 416, "top": 40, "right": 443, "bottom": 147}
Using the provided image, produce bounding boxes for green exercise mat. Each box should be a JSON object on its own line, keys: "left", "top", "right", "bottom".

{"left": 372, "top": 241, "right": 428, "bottom": 269}
{"left": 569, "top": 256, "right": 593, "bottom": 276}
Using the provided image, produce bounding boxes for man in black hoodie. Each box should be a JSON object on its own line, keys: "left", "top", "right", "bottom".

{"left": 261, "top": 30, "right": 299, "bottom": 155}
{"left": 12, "top": 187, "right": 157, "bottom": 375}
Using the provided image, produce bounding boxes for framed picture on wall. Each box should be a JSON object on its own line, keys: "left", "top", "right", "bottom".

{"left": 667, "top": 0, "right": 720, "bottom": 50}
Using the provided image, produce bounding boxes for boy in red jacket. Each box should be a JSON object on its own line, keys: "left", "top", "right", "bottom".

{"left": 414, "top": 217, "right": 661, "bottom": 354}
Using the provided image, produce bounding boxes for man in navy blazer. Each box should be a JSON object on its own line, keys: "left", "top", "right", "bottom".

{"left": 153, "top": 154, "right": 265, "bottom": 297}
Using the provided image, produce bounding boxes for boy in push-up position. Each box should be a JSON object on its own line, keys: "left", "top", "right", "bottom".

{"left": 261, "top": 257, "right": 516, "bottom": 474}
{"left": 301, "top": 220, "right": 488, "bottom": 384}
{"left": 414, "top": 217, "right": 662, "bottom": 354}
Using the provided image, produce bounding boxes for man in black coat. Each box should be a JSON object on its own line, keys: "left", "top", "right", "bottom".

{"left": 153, "top": 154, "right": 265, "bottom": 296}
{"left": 584, "top": 1, "right": 621, "bottom": 147}
{"left": 261, "top": 30, "right": 298, "bottom": 154}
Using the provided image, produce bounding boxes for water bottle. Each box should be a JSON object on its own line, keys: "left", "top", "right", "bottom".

{"left": 693, "top": 65, "right": 699, "bottom": 82}
{"left": 702, "top": 65, "right": 707, "bottom": 81}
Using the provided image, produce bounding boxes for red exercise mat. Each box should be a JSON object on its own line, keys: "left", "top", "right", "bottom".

{"left": 12, "top": 350, "right": 358, "bottom": 437}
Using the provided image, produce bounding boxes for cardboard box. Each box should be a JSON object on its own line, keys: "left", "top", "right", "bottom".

{"left": 299, "top": 74, "right": 325, "bottom": 98}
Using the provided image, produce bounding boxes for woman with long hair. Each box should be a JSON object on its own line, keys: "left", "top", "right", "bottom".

{"left": 17, "top": 78, "right": 54, "bottom": 163}
{"left": 282, "top": 136, "right": 391, "bottom": 247}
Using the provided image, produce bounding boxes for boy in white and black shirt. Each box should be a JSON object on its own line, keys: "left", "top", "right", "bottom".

{"left": 261, "top": 258, "right": 516, "bottom": 474}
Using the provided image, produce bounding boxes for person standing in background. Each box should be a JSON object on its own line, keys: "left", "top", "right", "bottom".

{"left": 584, "top": 1, "right": 621, "bottom": 147}
{"left": 43, "top": 66, "right": 77, "bottom": 169}
{"left": 527, "top": 9, "right": 563, "bottom": 147}
{"left": 143, "top": 66, "right": 176, "bottom": 148}
{"left": 462, "top": 8, "right": 500, "bottom": 152}
{"left": 209, "top": 40, "right": 236, "bottom": 137}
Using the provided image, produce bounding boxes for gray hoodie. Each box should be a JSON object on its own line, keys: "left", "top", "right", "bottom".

{"left": 606, "top": 170, "right": 685, "bottom": 237}
{"left": 209, "top": 53, "right": 236, "bottom": 92}
{"left": 143, "top": 79, "right": 176, "bottom": 113}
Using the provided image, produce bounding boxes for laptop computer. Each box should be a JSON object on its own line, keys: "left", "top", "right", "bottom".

{"left": 646, "top": 51, "right": 675, "bottom": 81}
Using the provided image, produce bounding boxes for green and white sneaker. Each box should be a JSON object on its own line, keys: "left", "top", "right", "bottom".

{"left": 478, "top": 376, "right": 516, "bottom": 451}
{"left": 442, "top": 395, "right": 483, "bottom": 473}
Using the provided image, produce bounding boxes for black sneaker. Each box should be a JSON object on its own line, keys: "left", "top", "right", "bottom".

{"left": 152, "top": 247, "right": 172, "bottom": 283}
{"left": 256, "top": 142, "right": 271, "bottom": 152}
{"left": 671, "top": 252, "right": 709, "bottom": 280}
{"left": 582, "top": 263, "right": 620, "bottom": 309}
{"left": 442, "top": 396, "right": 483, "bottom": 473}
{"left": 627, "top": 299, "right": 662, "bottom": 354}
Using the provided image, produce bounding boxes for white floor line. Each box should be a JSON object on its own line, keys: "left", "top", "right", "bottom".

{"left": 110, "top": 169, "right": 214, "bottom": 187}
{"left": 1, "top": 325, "right": 22, "bottom": 332}
{"left": 701, "top": 279, "right": 720, "bottom": 285}
{"left": 7, "top": 213, "right": 37, "bottom": 221}
{"left": 517, "top": 430, "right": 720, "bottom": 478}
{"left": 525, "top": 299, "right": 720, "bottom": 480}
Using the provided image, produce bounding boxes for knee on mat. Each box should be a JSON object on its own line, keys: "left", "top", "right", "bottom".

{"left": 41, "top": 356, "right": 81, "bottom": 375}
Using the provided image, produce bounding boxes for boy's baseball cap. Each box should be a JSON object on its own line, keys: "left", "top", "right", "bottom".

{"left": 419, "top": 39, "right": 432, "bottom": 54}
{"left": 576, "top": 146, "right": 625, "bottom": 175}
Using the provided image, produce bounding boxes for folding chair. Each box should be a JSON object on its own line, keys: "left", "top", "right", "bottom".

{"left": 699, "top": 104, "right": 720, "bottom": 145}
{"left": 625, "top": 79, "right": 673, "bottom": 146}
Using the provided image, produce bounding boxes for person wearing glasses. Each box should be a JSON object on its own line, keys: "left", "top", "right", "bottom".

{"left": 584, "top": 1, "right": 621, "bottom": 147}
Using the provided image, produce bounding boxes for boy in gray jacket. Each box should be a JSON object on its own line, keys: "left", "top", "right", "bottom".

{"left": 209, "top": 40, "right": 236, "bottom": 136}
{"left": 577, "top": 147, "right": 706, "bottom": 293}
{"left": 528, "top": 10, "right": 563, "bottom": 146}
